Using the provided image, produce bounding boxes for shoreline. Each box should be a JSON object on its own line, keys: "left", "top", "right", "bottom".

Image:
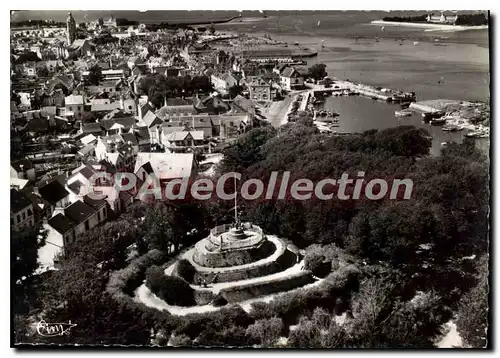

{"left": 370, "top": 20, "right": 488, "bottom": 32}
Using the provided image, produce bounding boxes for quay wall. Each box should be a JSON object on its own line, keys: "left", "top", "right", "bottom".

{"left": 409, "top": 102, "right": 439, "bottom": 113}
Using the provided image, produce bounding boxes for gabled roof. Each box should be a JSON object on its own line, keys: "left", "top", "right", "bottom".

{"left": 134, "top": 127, "right": 150, "bottom": 141}
{"left": 91, "top": 102, "right": 120, "bottom": 112}
{"left": 121, "top": 132, "right": 139, "bottom": 145}
{"left": 64, "top": 200, "right": 96, "bottom": 225}
{"left": 141, "top": 110, "right": 161, "bottom": 128}
{"left": 281, "top": 67, "right": 301, "bottom": 78}
{"left": 83, "top": 195, "right": 107, "bottom": 210}
{"left": 81, "top": 134, "right": 97, "bottom": 145}
{"left": 82, "top": 123, "right": 103, "bottom": 134}
{"left": 100, "top": 117, "right": 136, "bottom": 131}
{"left": 134, "top": 153, "right": 194, "bottom": 180}
{"left": 48, "top": 213, "right": 74, "bottom": 235}
{"left": 65, "top": 94, "right": 84, "bottom": 106}
{"left": 67, "top": 180, "right": 84, "bottom": 195}
{"left": 38, "top": 179, "right": 69, "bottom": 205}
{"left": 11, "top": 158, "right": 33, "bottom": 172}
{"left": 11, "top": 188, "right": 32, "bottom": 213}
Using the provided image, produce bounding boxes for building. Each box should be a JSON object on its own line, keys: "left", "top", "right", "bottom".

{"left": 66, "top": 12, "right": 77, "bottom": 45}
{"left": 161, "top": 130, "right": 206, "bottom": 153}
{"left": 248, "top": 77, "right": 279, "bottom": 102}
{"left": 11, "top": 188, "right": 35, "bottom": 231}
{"left": 241, "top": 49, "right": 294, "bottom": 63}
{"left": 427, "top": 12, "right": 458, "bottom": 24}
{"left": 211, "top": 72, "right": 242, "bottom": 95}
{"left": 280, "top": 67, "right": 304, "bottom": 91}
{"left": 134, "top": 152, "right": 196, "bottom": 183}
{"left": 11, "top": 158, "right": 36, "bottom": 182}
{"left": 48, "top": 197, "right": 108, "bottom": 247}
{"left": 37, "top": 178, "right": 71, "bottom": 218}
{"left": 65, "top": 94, "right": 87, "bottom": 120}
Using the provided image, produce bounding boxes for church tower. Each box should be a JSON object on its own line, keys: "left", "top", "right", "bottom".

{"left": 66, "top": 12, "right": 77, "bottom": 45}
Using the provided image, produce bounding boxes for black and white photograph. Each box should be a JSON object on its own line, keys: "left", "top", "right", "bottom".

{"left": 9, "top": 8, "right": 490, "bottom": 349}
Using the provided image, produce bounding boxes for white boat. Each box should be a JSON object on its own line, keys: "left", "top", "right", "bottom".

{"left": 413, "top": 41, "right": 419, "bottom": 46}
{"left": 395, "top": 110, "right": 412, "bottom": 117}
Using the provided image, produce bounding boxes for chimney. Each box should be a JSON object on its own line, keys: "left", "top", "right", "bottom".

{"left": 138, "top": 102, "right": 143, "bottom": 119}
{"left": 120, "top": 94, "right": 125, "bottom": 110}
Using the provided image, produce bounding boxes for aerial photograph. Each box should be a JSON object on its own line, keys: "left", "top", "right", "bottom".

{"left": 10, "top": 10, "right": 490, "bottom": 348}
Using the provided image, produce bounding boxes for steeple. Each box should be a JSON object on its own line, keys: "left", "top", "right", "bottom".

{"left": 66, "top": 12, "right": 77, "bottom": 45}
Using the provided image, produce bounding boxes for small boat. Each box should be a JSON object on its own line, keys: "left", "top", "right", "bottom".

{"left": 430, "top": 117, "right": 447, "bottom": 125}
{"left": 413, "top": 41, "right": 419, "bottom": 46}
{"left": 294, "top": 42, "right": 299, "bottom": 46}
{"left": 465, "top": 130, "right": 482, "bottom": 138}
{"left": 395, "top": 110, "right": 412, "bottom": 117}
{"left": 442, "top": 124, "right": 461, "bottom": 132}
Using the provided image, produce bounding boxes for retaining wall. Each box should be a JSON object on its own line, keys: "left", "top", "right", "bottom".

{"left": 193, "top": 249, "right": 298, "bottom": 284}
{"left": 219, "top": 271, "right": 315, "bottom": 303}
{"left": 192, "top": 238, "right": 275, "bottom": 268}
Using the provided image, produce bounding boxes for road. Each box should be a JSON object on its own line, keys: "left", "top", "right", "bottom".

{"left": 262, "top": 90, "right": 310, "bottom": 128}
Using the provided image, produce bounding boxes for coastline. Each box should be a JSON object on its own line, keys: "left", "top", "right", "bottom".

{"left": 370, "top": 20, "right": 488, "bottom": 32}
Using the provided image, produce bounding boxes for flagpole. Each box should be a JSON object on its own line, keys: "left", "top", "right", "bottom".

{"left": 234, "top": 173, "right": 238, "bottom": 225}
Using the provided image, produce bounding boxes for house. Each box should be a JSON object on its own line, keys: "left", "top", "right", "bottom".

{"left": 90, "top": 185, "right": 134, "bottom": 215}
{"left": 134, "top": 152, "right": 196, "bottom": 184}
{"left": 90, "top": 101, "right": 121, "bottom": 118}
{"left": 51, "top": 198, "right": 107, "bottom": 245}
{"left": 81, "top": 122, "right": 105, "bottom": 136}
{"left": 211, "top": 72, "right": 241, "bottom": 95}
{"left": 280, "top": 67, "right": 304, "bottom": 91}
{"left": 138, "top": 111, "right": 163, "bottom": 144}
{"left": 248, "top": 77, "right": 279, "bottom": 102}
{"left": 231, "top": 95, "right": 256, "bottom": 114}
{"left": 11, "top": 158, "right": 36, "bottom": 182}
{"left": 37, "top": 178, "right": 71, "bottom": 218}
{"left": 127, "top": 56, "right": 145, "bottom": 70}
{"left": 66, "top": 39, "right": 92, "bottom": 59}
{"left": 65, "top": 94, "right": 87, "bottom": 120}
{"left": 162, "top": 131, "right": 206, "bottom": 153}
{"left": 11, "top": 188, "right": 35, "bottom": 231}
{"left": 99, "top": 117, "right": 137, "bottom": 136}
{"left": 120, "top": 92, "right": 138, "bottom": 114}
{"left": 47, "top": 213, "right": 76, "bottom": 247}
{"left": 217, "top": 114, "right": 251, "bottom": 138}
{"left": 94, "top": 135, "right": 137, "bottom": 171}
{"left": 193, "top": 94, "right": 230, "bottom": 114}
{"left": 66, "top": 163, "right": 110, "bottom": 203}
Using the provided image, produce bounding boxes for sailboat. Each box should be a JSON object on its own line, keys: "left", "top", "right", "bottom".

{"left": 317, "top": 20, "right": 321, "bottom": 27}
{"left": 321, "top": 39, "right": 325, "bottom": 48}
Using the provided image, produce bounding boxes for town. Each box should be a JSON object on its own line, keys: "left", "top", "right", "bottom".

{"left": 11, "top": 11, "right": 489, "bottom": 349}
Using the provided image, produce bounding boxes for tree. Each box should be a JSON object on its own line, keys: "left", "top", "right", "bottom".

{"left": 87, "top": 64, "right": 103, "bottom": 86}
{"left": 456, "top": 255, "right": 489, "bottom": 348}
{"left": 11, "top": 226, "right": 46, "bottom": 284}
{"left": 307, "top": 63, "right": 328, "bottom": 80}
{"left": 209, "top": 24, "right": 216, "bottom": 35}
{"left": 245, "top": 317, "right": 283, "bottom": 347}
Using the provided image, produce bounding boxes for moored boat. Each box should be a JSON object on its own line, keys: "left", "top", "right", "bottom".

{"left": 395, "top": 110, "right": 412, "bottom": 117}
{"left": 429, "top": 117, "right": 447, "bottom": 125}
